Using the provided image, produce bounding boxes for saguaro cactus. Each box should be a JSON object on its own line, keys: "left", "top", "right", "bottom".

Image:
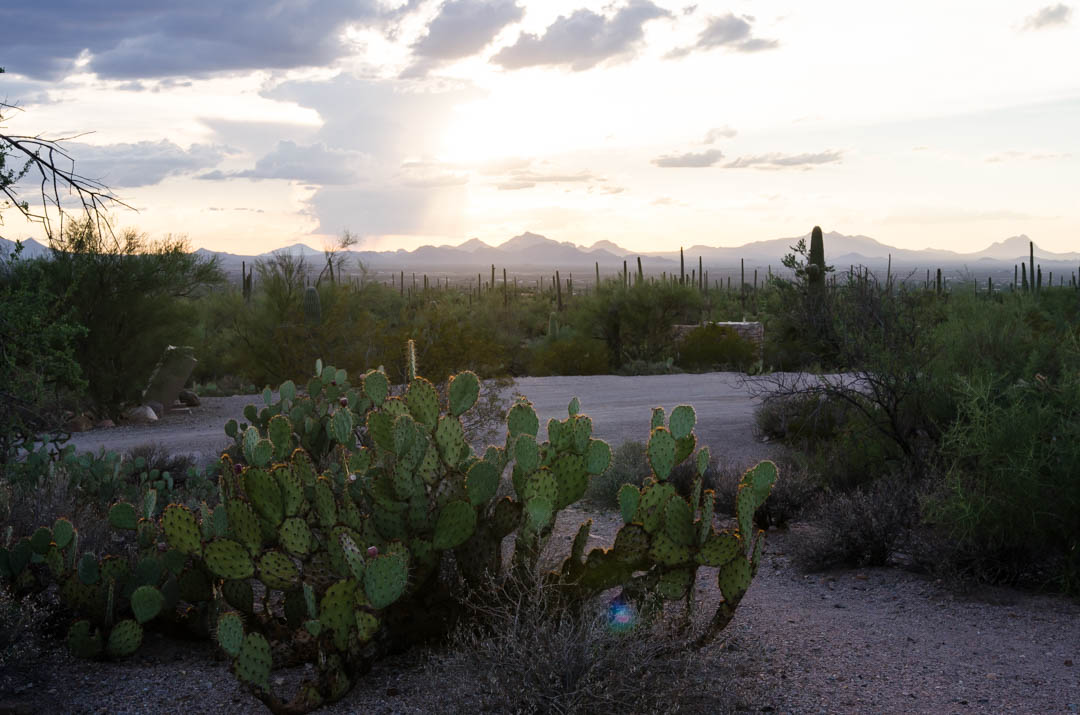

{"left": 303, "top": 286, "right": 321, "bottom": 325}
{"left": 807, "top": 226, "right": 826, "bottom": 293}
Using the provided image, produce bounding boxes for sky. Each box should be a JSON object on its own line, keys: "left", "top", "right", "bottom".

{"left": 1, "top": 0, "right": 1079, "bottom": 255}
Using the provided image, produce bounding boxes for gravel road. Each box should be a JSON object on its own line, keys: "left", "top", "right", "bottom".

{"left": 65, "top": 372, "right": 777, "bottom": 468}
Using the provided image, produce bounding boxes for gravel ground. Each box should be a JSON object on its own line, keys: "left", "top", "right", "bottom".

{"left": 10, "top": 373, "right": 1079, "bottom": 713}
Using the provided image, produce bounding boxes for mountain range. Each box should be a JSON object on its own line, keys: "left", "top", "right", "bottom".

{"left": 3, "top": 231, "right": 1078, "bottom": 276}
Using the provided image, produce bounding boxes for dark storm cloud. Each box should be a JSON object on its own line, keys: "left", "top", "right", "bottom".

{"left": 62, "top": 140, "right": 225, "bottom": 187}
{"left": 1022, "top": 4, "right": 1073, "bottom": 29}
{"left": 666, "top": 13, "right": 778, "bottom": 58}
{"left": 652, "top": 149, "right": 723, "bottom": 167}
{"left": 491, "top": 0, "right": 671, "bottom": 71}
{"left": 4, "top": 0, "right": 382, "bottom": 80}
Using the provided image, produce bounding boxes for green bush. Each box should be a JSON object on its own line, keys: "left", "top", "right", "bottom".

{"left": 676, "top": 324, "right": 757, "bottom": 371}
{"left": 527, "top": 333, "right": 610, "bottom": 376}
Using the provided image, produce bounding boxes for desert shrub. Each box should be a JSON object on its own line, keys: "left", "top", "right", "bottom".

{"left": 527, "top": 333, "right": 610, "bottom": 376}
{"left": 924, "top": 372, "right": 1080, "bottom": 591}
{"left": 793, "top": 476, "right": 919, "bottom": 571}
{"left": 0, "top": 586, "right": 60, "bottom": 666}
{"left": 39, "top": 219, "right": 224, "bottom": 414}
{"left": 676, "top": 324, "right": 757, "bottom": 372}
{"left": 615, "top": 358, "right": 681, "bottom": 376}
{"left": 422, "top": 569, "right": 734, "bottom": 714}
{"left": 583, "top": 440, "right": 649, "bottom": 509}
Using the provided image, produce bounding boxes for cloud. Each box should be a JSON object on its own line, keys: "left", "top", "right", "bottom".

{"left": 62, "top": 140, "right": 225, "bottom": 187}
{"left": 722, "top": 150, "right": 842, "bottom": 169}
{"left": 703, "top": 126, "right": 737, "bottom": 143}
{"left": 667, "top": 13, "right": 778, "bottom": 58}
{"left": 201, "top": 141, "right": 369, "bottom": 185}
{"left": 652, "top": 149, "right": 723, "bottom": 167}
{"left": 986, "top": 150, "right": 1072, "bottom": 162}
{"left": 492, "top": 0, "right": 671, "bottom": 71}
{"left": 403, "top": 0, "right": 524, "bottom": 76}
{"left": 1022, "top": 4, "right": 1073, "bottom": 30}
{"left": 4, "top": 0, "right": 383, "bottom": 80}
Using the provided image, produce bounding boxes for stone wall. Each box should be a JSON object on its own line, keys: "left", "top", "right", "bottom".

{"left": 671, "top": 321, "right": 764, "bottom": 358}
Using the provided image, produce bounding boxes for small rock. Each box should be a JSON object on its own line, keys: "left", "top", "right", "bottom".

{"left": 178, "top": 388, "right": 201, "bottom": 407}
{"left": 65, "top": 414, "right": 94, "bottom": 432}
{"left": 146, "top": 400, "right": 165, "bottom": 418}
{"left": 126, "top": 405, "right": 159, "bottom": 424}
{"left": 1066, "top": 659, "right": 1074, "bottom": 667}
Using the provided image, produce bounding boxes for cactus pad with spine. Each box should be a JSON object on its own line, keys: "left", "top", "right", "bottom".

{"left": 435, "top": 415, "right": 466, "bottom": 466}
{"left": 669, "top": 405, "right": 696, "bottom": 440}
{"left": 698, "top": 530, "right": 741, "bottom": 567}
{"left": 406, "top": 377, "right": 440, "bottom": 426}
{"left": 258, "top": 551, "right": 299, "bottom": 590}
{"left": 585, "top": 439, "right": 612, "bottom": 475}
{"left": 226, "top": 499, "right": 263, "bottom": 555}
{"left": 130, "top": 585, "right": 164, "bottom": 624}
{"left": 696, "top": 446, "right": 711, "bottom": 476}
{"left": 367, "top": 411, "right": 394, "bottom": 453}
{"left": 569, "top": 415, "right": 592, "bottom": 454}
{"left": 465, "top": 460, "right": 499, "bottom": 506}
{"left": 29, "top": 526, "right": 53, "bottom": 555}
{"left": 205, "top": 539, "right": 255, "bottom": 580}
{"left": 650, "top": 407, "right": 665, "bottom": 430}
{"left": 279, "top": 517, "right": 312, "bottom": 557}
{"left": 553, "top": 453, "right": 588, "bottom": 509}
{"left": 506, "top": 400, "right": 539, "bottom": 438}
{"left": 244, "top": 468, "right": 284, "bottom": 526}
{"left": 611, "top": 523, "right": 650, "bottom": 565}
{"left": 717, "top": 556, "right": 752, "bottom": 602}
{"left": 649, "top": 531, "right": 692, "bottom": 566}
{"left": 674, "top": 434, "right": 696, "bottom": 465}
{"left": 215, "top": 612, "right": 244, "bottom": 657}
{"left": 161, "top": 505, "right": 202, "bottom": 556}
{"left": 663, "top": 496, "right": 696, "bottom": 546}
{"left": 314, "top": 477, "right": 338, "bottom": 530}
{"left": 338, "top": 532, "right": 366, "bottom": 581}
{"left": 618, "top": 484, "right": 641, "bottom": 524}
{"left": 635, "top": 482, "right": 676, "bottom": 533}
{"left": 52, "top": 518, "right": 75, "bottom": 549}
{"left": 106, "top": 619, "right": 143, "bottom": 657}
{"left": 363, "top": 551, "right": 409, "bottom": 609}
{"left": 223, "top": 579, "right": 254, "bottom": 614}
{"left": 330, "top": 407, "right": 353, "bottom": 445}
{"left": 647, "top": 428, "right": 676, "bottom": 480}
{"left": 321, "top": 580, "right": 356, "bottom": 650}
{"left": 698, "top": 489, "right": 716, "bottom": 544}
{"left": 274, "top": 466, "right": 304, "bottom": 517}
{"left": 658, "top": 567, "right": 694, "bottom": 600}
{"left": 514, "top": 434, "right": 540, "bottom": 473}
{"left": 78, "top": 553, "right": 99, "bottom": 585}
{"left": 108, "top": 502, "right": 137, "bottom": 530}
{"left": 433, "top": 500, "right": 476, "bottom": 550}
{"left": 448, "top": 371, "right": 480, "bottom": 416}
{"left": 235, "top": 632, "right": 272, "bottom": 692}
{"left": 268, "top": 414, "right": 292, "bottom": 460}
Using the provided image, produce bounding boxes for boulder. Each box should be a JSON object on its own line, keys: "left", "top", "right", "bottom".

{"left": 126, "top": 405, "right": 158, "bottom": 424}
{"left": 142, "top": 346, "right": 197, "bottom": 411}
{"left": 95, "top": 419, "right": 116, "bottom": 429}
{"left": 146, "top": 400, "right": 165, "bottom": 419}
{"left": 178, "top": 388, "right": 201, "bottom": 407}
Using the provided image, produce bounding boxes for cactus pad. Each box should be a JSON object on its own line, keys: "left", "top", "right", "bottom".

{"left": 321, "top": 580, "right": 356, "bottom": 650}
{"left": 506, "top": 400, "right": 539, "bottom": 438}
{"left": 258, "top": 551, "right": 299, "bottom": 590}
{"left": 648, "top": 531, "right": 692, "bottom": 566}
{"left": 524, "top": 497, "right": 554, "bottom": 530}
{"left": 647, "top": 428, "right": 676, "bottom": 480}
{"left": 235, "top": 632, "right": 272, "bottom": 692}
{"left": 78, "top": 553, "right": 99, "bottom": 585}
{"left": 717, "top": 556, "right": 752, "bottom": 602}
{"left": 448, "top": 371, "right": 480, "bottom": 416}
{"left": 161, "top": 505, "right": 202, "bottom": 556}
{"left": 698, "top": 530, "right": 741, "bottom": 567}
{"left": 130, "top": 585, "right": 165, "bottom": 624}
{"left": 52, "top": 518, "right": 75, "bottom": 549}
{"left": 569, "top": 415, "right": 592, "bottom": 454}
{"left": 355, "top": 611, "right": 380, "bottom": 642}
{"left": 618, "top": 484, "right": 641, "bottom": 524}
{"left": 696, "top": 446, "right": 711, "bottom": 476}
{"left": 514, "top": 434, "right": 540, "bottom": 473}
{"left": 244, "top": 468, "right": 284, "bottom": 526}
{"left": 67, "top": 620, "right": 103, "bottom": 659}
{"left": 338, "top": 531, "right": 366, "bottom": 581}
{"left": 205, "top": 539, "right": 255, "bottom": 580}
{"left": 215, "top": 612, "right": 244, "bottom": 657}
{"left": 226, "top": 499, "right": 263, "bottom": 555}
{"left": 364, "top": 370, "right": 389, "bottom": 404}
{"left": 279, "top": 517, "right": 312, "bottom": 557}
{"left": 268, "top": 414, "right": 292, "bottom": 460}
{"left": 108, "top": 502, "right": 137, "bottom": 530}
{"left": 650, "top": 407, "right": 665, "bottom": 430}
{"left": 663, "top": 496, "right": 696, "bottom": 547}
{"left": 465, "top": 460, "right": 499, "bottom": 506}
{"left": 274, "top": 466, "right": 304, "bottom": 517}
{"left": 106, "top": 619, "right": 143, "bottom": 658}
{"left": 363, "top": 551, "right": 409, "bottom": 609}
{"left": 435, "top": 416, "right": 467, "bottom": 466}
{"left": 367, "top": 411, "right": 394, "bottom": 453}
{"left": 585, "top": 439, "right": 612, "bottom": 475}
{"left": 406, "top": 377, "right": 440, "bottom": 426}
{"left": 658, "top": 567, "right": 694, "bottom": 600}
{"left": 553, "top": 453, "right": 588, "bottom": 509}
{"left": 611, "top": 523, "right": 650, "bottom": 565}
{"left": 314, "top": 477, "right": 338, "bottom": 530}
{"left": 669, "top": 405, "right": 696, "bottom": 440}
{"left": 223, "top": 579, "right": 255, "bottom": 614}
{"left": 29, "top": 526, "right": 53, "bottom": 555}
{"left": 330, "top": 407, "right": 353, "bottom": 445}
{"left": 433, "top": 500, "right": 477, "bottom": 550}
{"left": 636, "top": 482, "right": 676, "bottom": 533}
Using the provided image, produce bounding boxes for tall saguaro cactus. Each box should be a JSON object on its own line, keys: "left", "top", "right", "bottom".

{"left": 807, "top": 226, "right": 826, "bottom": 293}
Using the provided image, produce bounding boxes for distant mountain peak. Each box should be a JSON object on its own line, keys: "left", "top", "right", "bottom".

{"left": 498, "top": 231, "right": 554, "bottom": 250}
{"left": 457, "top": 238, "right": 492, "bottom": 252}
